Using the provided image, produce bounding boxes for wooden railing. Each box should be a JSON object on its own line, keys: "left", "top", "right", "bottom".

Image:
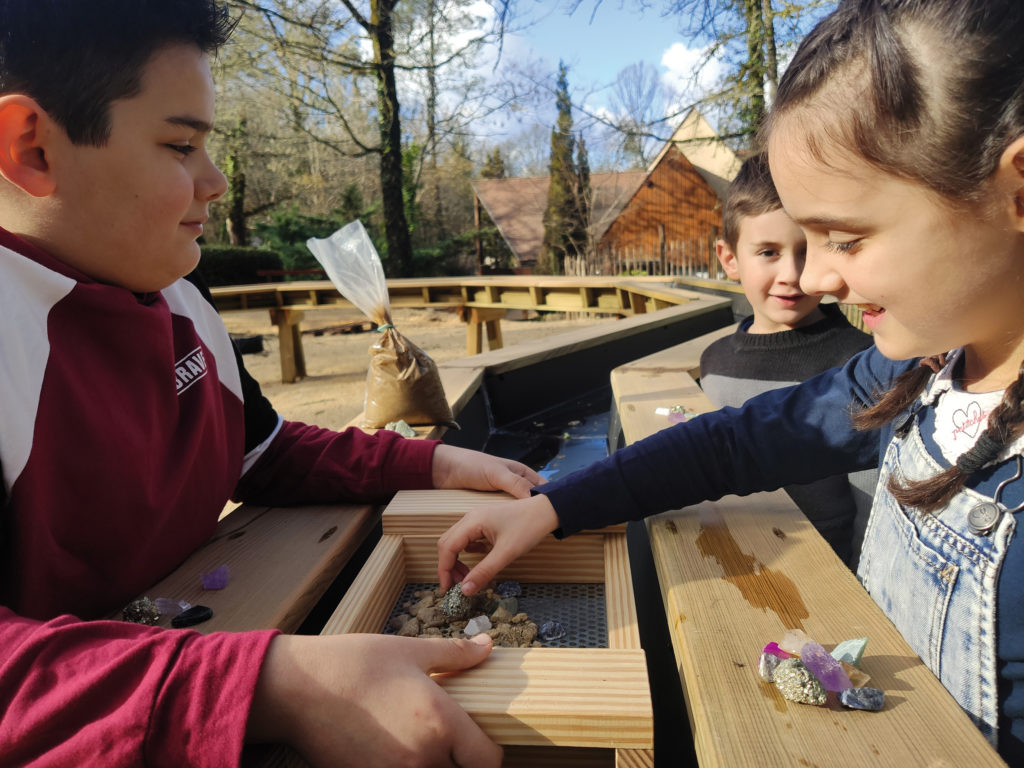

{"left": 210, "top": 276, "right": 723, "bottom": 383}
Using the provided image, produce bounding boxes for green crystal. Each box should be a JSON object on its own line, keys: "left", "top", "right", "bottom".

{"left": 830, "top": 637, "right": 868, "bottom": 668}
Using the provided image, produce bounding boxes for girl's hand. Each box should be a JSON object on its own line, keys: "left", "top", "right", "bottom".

{"left": 247, "top": 633, "right": 502, "bottom": 768}
{"left": 431, "top": 445, "right": 544, "bottom": 499}
{"left": 436, "top": 494, "right": 560, "bottom": 595}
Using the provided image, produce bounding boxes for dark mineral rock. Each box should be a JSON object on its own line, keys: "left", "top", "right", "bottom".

{"left": 440, "top": 583, "right": 474, "bottom": 620}
{"left": 839, "top": 686, "right": 885, "bottom": 711}
{"left": 122, "top": 597, "right": 160, "bottom": 625}
{"left": 171, "top": 605, "right": 214, "bottom": 628}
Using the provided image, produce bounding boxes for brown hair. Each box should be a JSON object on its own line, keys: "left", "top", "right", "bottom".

{"left": 721, "top": 153, "right": 781, "bottom": 250}
{"left": 763, "top": 0, "right": 1024, "bottom": 511}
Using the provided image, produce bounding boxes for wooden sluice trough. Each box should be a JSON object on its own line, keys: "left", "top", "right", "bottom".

{"left": 322, "top": 490, "right": 653, "bottom": 766}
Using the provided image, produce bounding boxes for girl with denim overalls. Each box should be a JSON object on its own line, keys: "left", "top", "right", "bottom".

{"left": 436, "top": 0, "right": 1024, "bottom": 761}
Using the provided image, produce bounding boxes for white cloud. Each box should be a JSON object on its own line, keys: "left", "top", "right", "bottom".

{"left": 660, "top": 42, "right": 723, "bottom": 98}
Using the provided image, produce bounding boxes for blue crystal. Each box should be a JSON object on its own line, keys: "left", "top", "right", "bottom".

{"left": 496, "top": 581, "right": 522, "bottom": 598}
{"left": 539, "top": 620, "right": 566, "bottom": 641}
{"left": 839, "top": 686, "right": 885, "bottom": 711}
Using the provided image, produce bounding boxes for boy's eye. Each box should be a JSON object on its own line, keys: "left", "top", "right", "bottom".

{"left": 167, "top": 143, "right": 196, "bottom": 156}
{"left": 756, "top": 249, "right": 779, "bottom": 258}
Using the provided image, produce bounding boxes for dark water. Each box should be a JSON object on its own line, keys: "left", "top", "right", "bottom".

{"left": 482, "top": 385, "right": 611, "bottom": 481}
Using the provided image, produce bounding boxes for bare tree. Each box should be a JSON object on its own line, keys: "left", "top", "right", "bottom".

{"left": 227, "top": 0, "right": 513, "bottom": 276}
{"left": 609, "top": 61, "right": 674, "bottom": 168}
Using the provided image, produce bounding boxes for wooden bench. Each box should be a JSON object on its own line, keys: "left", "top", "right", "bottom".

{"left": 256, "top": 268, "right": 327, "bottom": 282}
{"left": 210, "top": 277, "right": 732, "bottom": 383}
{"left": 609, "top": 333, "right": 1007, "bottom": 766}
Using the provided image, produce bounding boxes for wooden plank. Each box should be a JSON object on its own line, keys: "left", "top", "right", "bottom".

{"left": 380, "top": 489, "right": 625, "bottom": 535}
{"left": 436, "top": 648, "right": 653, "bottom": 749}
{"left": 648, "top": 497, "right": 1005, "bottom": 766}
{"left": 399, "top": 534, "right": 606, "bottom": 584}
{"left": 268, "top": 308, "right": 306, "bottom": 383}
{"left": 121, "top": 503, "right": 379, "bottom": 634}
{"left": 614, "top": 323, "right": 735, "bottom": 380}
{"left": 442, "top": 297, "right": 730, "bottom": 376}
{"left": 604, "top": 533, "right": 640, "bottom": 651}
{"left": 505, "top": 746, "right": 613, "bottom": 768}
{"left": 610, "top": 336, "right": 1007, "bottom": 766}
{"left": 321, "top": 534, "right": 405, "bottom": 636}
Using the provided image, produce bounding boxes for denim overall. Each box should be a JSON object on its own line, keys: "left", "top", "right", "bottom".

{"left": 857, "top": 404, "right": 1016, "bottom": 745}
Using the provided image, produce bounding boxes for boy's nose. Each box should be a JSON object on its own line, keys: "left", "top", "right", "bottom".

{"left": 776, "top": 253, "right": 802, "bottom": 284}
{"left": 196, "top": 154, "right": 228, "bottom": 202}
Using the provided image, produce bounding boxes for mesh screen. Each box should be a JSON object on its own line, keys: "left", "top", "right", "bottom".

{"left": 384, "top": 582, "right": 608, "bottom": 648}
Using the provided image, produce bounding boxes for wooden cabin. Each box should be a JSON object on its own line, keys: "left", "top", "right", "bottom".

{"left": 472, "top": 109, "right": 740, "bottom": 277}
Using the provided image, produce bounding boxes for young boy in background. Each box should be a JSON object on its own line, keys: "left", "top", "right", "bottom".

{"left": 0, "top": 2, "right": 535, "bottom": 765}
{"left": 699, "top": 153, "right": 874, "bottom": 565}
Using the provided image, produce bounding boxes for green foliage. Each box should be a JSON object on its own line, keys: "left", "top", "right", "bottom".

{"left": 480, "top": 147, "right": 507, "bottom": 179}
{"left": 402, "top": 143, "right": 423, "bottom": 237}
{"left": 197, "top": 245, "right": 282, "bottom": 286}
{"left": 253, "top": 205, "right": 385, "bottom": 272}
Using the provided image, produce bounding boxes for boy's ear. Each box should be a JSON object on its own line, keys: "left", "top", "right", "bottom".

{"left": 0, "top": 95, "right": 57, "bottom": 197}
{"left": 716, "top": 239, "right": 741, "bottom": 281}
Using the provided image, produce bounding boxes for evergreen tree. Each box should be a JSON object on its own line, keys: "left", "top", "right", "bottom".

{"left": 571, "top": 135, "right": 592, "bottom": 262}
{"left": 540, "top": 61, "right": 579, "bottom": 275}
{"left": 480, "top": 147, "right": 507, "bottom": 179}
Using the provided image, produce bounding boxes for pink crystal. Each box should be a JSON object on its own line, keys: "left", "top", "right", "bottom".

{"left": 200, "top": 564, "right": 229, "bottom": 590}
{"left": 801, "top": 641, "right": 853, "bottom": 692}
{"left": 762, "top": 641, "right": 792, "bottom": 659}
{"left": 780, "top": 628, "right": 814, "bottom": 655}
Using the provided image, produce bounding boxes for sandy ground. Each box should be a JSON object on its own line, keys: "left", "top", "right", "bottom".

{"left": 221, "top": 306, "right": 613, "bottom": 430}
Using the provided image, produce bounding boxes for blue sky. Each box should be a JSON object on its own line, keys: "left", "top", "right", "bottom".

{"left": 513, "top": 2, "right": 692, "bottom": 89}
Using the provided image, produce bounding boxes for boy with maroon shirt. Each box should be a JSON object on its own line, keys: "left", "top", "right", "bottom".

{"left": 0, "top": 2, "right": 531, "bottom": 765}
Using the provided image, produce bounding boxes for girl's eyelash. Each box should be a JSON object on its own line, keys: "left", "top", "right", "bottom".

{"left": 168, "top": 143, "right": 196, "bottom": 156}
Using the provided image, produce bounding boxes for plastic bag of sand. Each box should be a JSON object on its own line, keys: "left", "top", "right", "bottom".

{"left": 306, "top": 221, "right": 458, "bottom": 430}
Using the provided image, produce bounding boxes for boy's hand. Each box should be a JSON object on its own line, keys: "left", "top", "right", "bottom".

{"left": 248, "top": 633, "right": 502, "bottom": 768}
{"left": 436, "top": 494, "right": 560, "bottom": 595}
{"left": 431, "top": 445, "right": 544, "bottom": 499}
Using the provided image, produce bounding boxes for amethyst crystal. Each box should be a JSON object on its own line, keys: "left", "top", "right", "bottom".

{"left": 801, "top": 641, "right": 852, "bottom": 692}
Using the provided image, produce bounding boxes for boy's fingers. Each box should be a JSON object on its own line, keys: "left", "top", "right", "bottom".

{"left": 421, "top": 633, "right": 494, "bottom": 675}
{"left": 411, "top": 635, "right": 503, "bottom": 768}
{"left": 497, "top": 472, "right": 535, "bottom": 499}
{"left": 450, "top": 709, "right": 503, "bottom": 768}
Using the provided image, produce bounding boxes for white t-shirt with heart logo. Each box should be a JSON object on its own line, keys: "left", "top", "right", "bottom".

{"left": 931, "top": 348, "right": 1024, "bottom": 466}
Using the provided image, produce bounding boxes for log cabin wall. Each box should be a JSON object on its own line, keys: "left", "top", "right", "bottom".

{"left": 594, "top": 145, "right": 722, "bottom": 277}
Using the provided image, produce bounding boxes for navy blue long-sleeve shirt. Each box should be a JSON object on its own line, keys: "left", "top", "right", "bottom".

{"left": 538, "top": 345, "right": 1024, "bottom": 761}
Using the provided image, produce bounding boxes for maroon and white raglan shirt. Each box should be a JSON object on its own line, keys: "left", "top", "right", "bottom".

{"left": 0, "top": 227, "right": 438, "bottom": 765}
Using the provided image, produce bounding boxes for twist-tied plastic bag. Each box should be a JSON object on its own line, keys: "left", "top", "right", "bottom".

{"left": 306, "top": 220, "right": 458, "bottom": 429}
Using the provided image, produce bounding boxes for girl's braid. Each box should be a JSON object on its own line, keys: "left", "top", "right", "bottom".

{"left": 883, "top": 358, "right": 1024, "bottom": 512}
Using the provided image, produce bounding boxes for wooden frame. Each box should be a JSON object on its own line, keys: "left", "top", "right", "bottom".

{"left": 321, "top": 490, "right": 654, "bottom": 765}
